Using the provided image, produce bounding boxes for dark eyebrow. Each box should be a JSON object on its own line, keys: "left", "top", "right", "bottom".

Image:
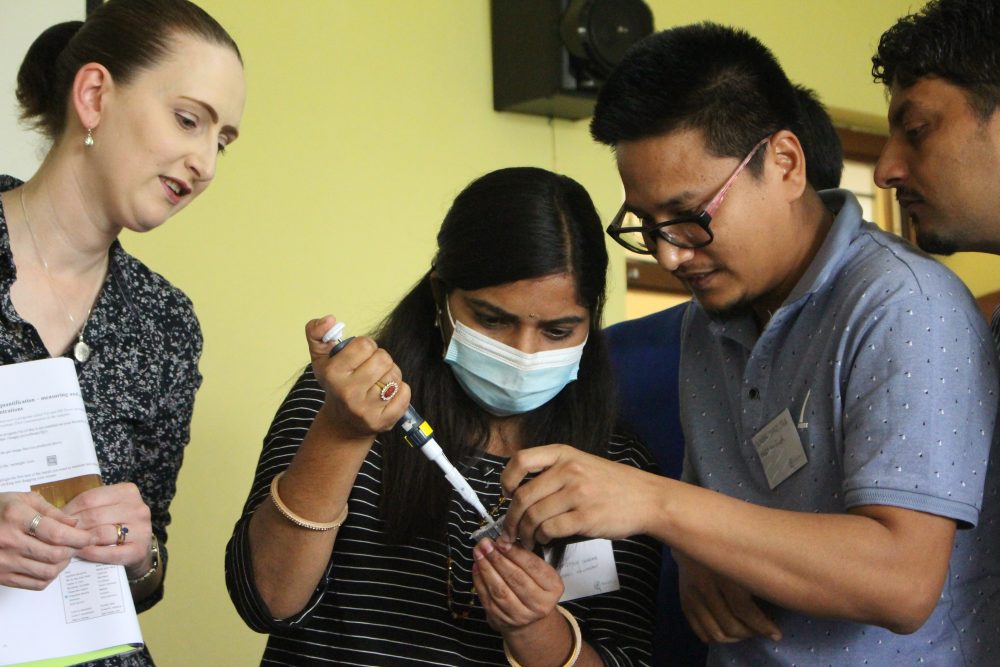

{"left": 539, "top": 315, "right": 587, "bottom": 328}
{"left": 625, "top": 189, "right": 702, "bottom": 218}
{"left": 465, "top": 298, "right": 585, "bottom": 327}
{"left": 888, "top": 98, "right": 913, "bottom": 129}
{"left": 181, "top": 95, "right": 240, "bottom": 141}
{"left": 467, "top": 299, "right": 517, "bottom": 322}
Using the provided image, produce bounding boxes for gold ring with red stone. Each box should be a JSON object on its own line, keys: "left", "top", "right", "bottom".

{"left": 375, "top": 380, "right": 399, "bottom": 402}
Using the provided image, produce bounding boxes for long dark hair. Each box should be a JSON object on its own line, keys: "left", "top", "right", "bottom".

{"left": 17, "top": 0, "right": 241, "bottom": 140}
{"left": 373, "top": 167, "right": 614, "bottom": 543}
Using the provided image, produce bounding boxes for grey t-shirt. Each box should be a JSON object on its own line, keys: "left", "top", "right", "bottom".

{"left": 681, "top": 190, "right": 1000, "bottom": 666}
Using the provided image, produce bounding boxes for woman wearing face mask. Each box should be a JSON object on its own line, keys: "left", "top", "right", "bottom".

{"left": 226, "top": 167, "right": 659, "bottom": 666}
{"left": 0, "top": 2, "right": 244, "bottom": 664}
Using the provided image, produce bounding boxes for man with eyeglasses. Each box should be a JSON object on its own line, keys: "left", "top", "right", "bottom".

{"left": 603, "top": 82, "right": 845, "bottom": 667}
{"left": 498, "top": 22, "right": 999, "bottom": 666}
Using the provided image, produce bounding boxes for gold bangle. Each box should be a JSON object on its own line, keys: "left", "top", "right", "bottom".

{"left": 503, "top": 605, "right": 582, "bottom": 667}
{"left": 128, "top": 534, "right": 160, "bottom": 586}
{"left": 269, "top": 471, "right": 348, "bottom": 531}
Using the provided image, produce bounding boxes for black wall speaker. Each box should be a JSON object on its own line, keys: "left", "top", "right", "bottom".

{"left": 491, "top": 0, "right": 653, "bottom": 120}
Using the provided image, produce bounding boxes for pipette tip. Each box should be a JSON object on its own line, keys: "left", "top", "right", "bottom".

{"left": 471, "top": 516, "right": 505, "bottom": 542}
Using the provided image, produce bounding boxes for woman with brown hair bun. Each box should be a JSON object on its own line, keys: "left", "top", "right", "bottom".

{"left": 0, "top": 2, "right": 246, "bottom": 665}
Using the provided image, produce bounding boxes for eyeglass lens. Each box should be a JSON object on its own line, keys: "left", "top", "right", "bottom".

{"left": 616, "top": 211, "right": 711, "bottom": 251}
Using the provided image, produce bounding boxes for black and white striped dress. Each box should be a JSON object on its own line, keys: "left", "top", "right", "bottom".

{"left": 226, "top": 368, "right": 660, "bottom": 666}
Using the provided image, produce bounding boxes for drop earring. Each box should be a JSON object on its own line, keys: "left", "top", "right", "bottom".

{"left": 84, "top": 128, "right": 94, "bottom": 147}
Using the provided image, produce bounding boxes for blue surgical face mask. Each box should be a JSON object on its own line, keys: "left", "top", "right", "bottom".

{"left": 441, "top": 299, "right": 587, "bottom": 417}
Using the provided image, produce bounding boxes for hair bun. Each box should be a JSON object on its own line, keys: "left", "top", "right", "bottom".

{"left": 15, "top": 1, "right": 239, "bottom": 141}
{"left": 16, "top": 21, "right": 84, "bottom": 126}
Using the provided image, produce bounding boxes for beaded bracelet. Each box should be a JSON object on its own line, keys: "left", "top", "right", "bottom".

{"left": 503, "top": 605, "right": 582, "bottom": 667}
{"left": 128, "top": 534, "right": 160, "bottom": 586}
{"left": 270, "top": 471, "right": 348, "bottom": 531}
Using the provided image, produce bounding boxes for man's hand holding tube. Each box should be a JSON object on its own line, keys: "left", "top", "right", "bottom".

{"left": 497, "top": 444, "right": 659, "bottom": 550}
{"left": 498, "top": 444, "right": 783, "bottom": 646}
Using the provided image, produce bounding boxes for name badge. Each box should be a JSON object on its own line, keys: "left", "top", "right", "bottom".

{"left": 752, "top": 408, "right": 808, "bottom": 489}
{"left": 545, "top": 538, "right": 620, "bottom": 602}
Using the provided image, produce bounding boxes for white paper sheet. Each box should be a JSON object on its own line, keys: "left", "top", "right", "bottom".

{"left": 0, "top": 358, "right": 142, "bottom": 666}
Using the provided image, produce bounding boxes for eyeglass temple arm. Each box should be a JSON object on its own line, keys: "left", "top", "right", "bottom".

{"left": 704, "top": 137, "right": 770, "bottom": 218}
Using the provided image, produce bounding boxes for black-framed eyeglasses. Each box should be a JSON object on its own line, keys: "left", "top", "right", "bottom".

{"left": 606, "top": 136, "right": 771, "bottom": 254}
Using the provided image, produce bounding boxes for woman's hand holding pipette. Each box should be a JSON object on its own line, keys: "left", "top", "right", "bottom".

{"left": 315, "top": 317, "right": 495, "bottom": 525}
{"left": 246, "top": 316, "right": 409, "bottom": 620}
{"left": 306, "top": 315, "right": 411, "bottom": 441}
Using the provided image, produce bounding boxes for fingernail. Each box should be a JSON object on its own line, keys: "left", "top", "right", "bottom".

{"left": 480, "top": 539, "right": 494, "bottom": 556}
{"left": 496, "top": 539, "right": 511, "bottom": 553}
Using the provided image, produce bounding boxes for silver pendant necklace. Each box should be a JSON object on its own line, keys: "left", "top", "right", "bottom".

{"left": 72, "top": 335, "right": 92, "bottom": 364}
{"left": 18, "top": 188, "right": 96, "bottom": 363}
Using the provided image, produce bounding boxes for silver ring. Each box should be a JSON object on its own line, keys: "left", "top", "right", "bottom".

{"left": 27, "top": 513, "right": 42, "bottom": 538}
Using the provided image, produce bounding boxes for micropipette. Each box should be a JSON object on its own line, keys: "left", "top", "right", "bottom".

{"left": 322, "top": 322, "right": 497, "bottom": 536}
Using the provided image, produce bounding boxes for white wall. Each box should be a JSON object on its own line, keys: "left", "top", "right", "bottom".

{"left": 1, "top": 0, "right": 86, "bottom": 181}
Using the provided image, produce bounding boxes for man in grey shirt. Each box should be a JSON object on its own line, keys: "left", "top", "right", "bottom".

{"left": 498, "top": 22, "right": 1000, "bottom": 666}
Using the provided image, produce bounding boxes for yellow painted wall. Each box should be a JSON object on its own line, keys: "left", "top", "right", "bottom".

{"left": 939, "top": 252, "right": 1000, "bottom": 297}
{"left": 116, "top": 1, "right": 919, "bottom": 663}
